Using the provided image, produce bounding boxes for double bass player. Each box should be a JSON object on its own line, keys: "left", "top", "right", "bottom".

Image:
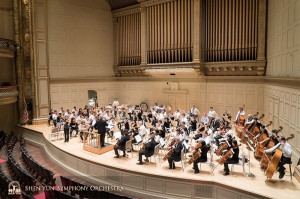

{"left": 264, "top": 136, "right": 292, "bottom": 179}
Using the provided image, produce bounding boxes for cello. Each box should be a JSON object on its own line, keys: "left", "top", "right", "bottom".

{"left": 260, "top": 126, "right": 283, "bottom": 168}
{"left": 265, "top": 134, "right": 294, "bottom": 179}
{"left": 186, "top": 142, "right": 203, "bottom": 165}
{"left": 254, "top": 121, "right": 272, "bottom": 159}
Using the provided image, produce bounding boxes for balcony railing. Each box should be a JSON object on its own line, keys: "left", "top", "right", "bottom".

{"left": 0, "top": 85, "right": 18, "bottom": 105}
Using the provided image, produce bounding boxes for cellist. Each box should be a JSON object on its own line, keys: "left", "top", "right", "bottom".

{"left": 192, "top": 140, "right": 209, "bottom": 174}
{"left": 136, "top": 134, "right": 156, "bottom": 165}
{"left": 113, "top": 129, "right": 130, "bottom": 158}
{"left": 264, "top": 136, "right": 292, "bottom": 179}
{"left": 223, "top": 140, "right": 240, "bottom": 176}
{"left": 168, "top": 137, "right": 183, "bottom": 169}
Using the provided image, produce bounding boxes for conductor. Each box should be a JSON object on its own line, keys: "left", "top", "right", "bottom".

{"left": 95, "top": 116, "right": 108, "bottom": 147}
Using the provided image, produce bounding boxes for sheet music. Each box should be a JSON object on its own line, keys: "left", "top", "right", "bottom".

{"left": 135, "top": 134, "right": 142, "bottom": 143}
{"left": 183, "top": 140, "right": 189, "bottom": 149}
{"left": 107, "top": 124, "right": 115, "bottom": 129}
{"left": 114, "top": 131, "right": 121, "bottom": 140}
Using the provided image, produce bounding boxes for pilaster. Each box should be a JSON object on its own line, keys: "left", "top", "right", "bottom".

{"left": 257, "top": 0, "right": 266, "bottom": 61}
{"left": 140, "top": 7, "right": 147, "bottom": 66}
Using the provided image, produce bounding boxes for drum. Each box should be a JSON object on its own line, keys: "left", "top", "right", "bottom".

{"left": 140, "top": 102, "right": 148, "bottom": 112}
{"left": 166, "top": 105, "right": 172, "bottom": 112}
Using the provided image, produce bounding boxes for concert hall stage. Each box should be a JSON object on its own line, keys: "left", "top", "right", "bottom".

{"left": 16, "top": 124, "right": 300, "bottom": 199}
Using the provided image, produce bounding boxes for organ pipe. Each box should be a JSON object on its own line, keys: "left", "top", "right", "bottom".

{"left": 205, "top": 0, "right": 258, "bottom": 62}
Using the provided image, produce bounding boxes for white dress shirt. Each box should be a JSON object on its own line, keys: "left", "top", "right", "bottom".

{"left": 224, "top": 130, "right": 233, "bottom": 137}
{"left": 265, "top": 142, "right": 292, "bottom": 158}
{"left": 207, "top": 110, "right": 217, "bottom": 118}
{"left": 235, "top": 110, "right": 245, "bottom": 121}
{"left": 139, "top": 125, "right": 147, "bottom": 136}
{"left": 52, "top": 114, "right": 57, "bottom": 121}
{"left": 245, "top": 118, "right": 254, "bottom": 124}
{"left": 112, "top": 100, "right": 119, "bottom": 106}
{"left": 201, "top": 116, "right": 209, "bottom": 124}
{"left": 190, "top": 107, "right": 199, "bottom": 115}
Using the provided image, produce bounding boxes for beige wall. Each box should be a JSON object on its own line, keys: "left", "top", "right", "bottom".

{"left": 0, "top": 0, "right": 14, "bottom": 40}
{"left": 263, "top": 83, "right": 300, "bottom": 166}
{"left": 50, "top": 79, "right": 265, "bottom": 119}
{"left": 48, "top": 0, "right": 114, "bottom": 78}
{"left": 266, "top": 0, "right": 300, "bottom": 76}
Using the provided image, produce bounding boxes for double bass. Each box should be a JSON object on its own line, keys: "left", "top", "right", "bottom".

{"left": 237, "top": 104, "right": 246, "bottom": 128}
{"left": 260, "top": 126, "right": 283, "bottom": 168}
{"left": 265, "top": 134, "right": 294, "bottom": 179}
{"left": 254, "top": 121, "right": 272, "bottom": 159}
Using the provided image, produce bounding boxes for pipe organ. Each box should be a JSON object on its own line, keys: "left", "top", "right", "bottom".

{"left": 147, "top": 0, "right": 193, "bottom": 64}
{"left": 205, "top": 0, "right": 258, "bottom": 62}
{"left": 117, "top": 13, "right": 141, "bottom": 66}
{"left": 112, "top": 0, "right": 266, "bottom": 76}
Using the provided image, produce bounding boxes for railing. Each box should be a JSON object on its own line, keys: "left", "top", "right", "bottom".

{"left": 83, "top": 132, "right": 102, "bottom": 154}
{"left": 0, "top": 38, "right": 17, "bottom": 58}
{"left": 0, "top": 85, "right": 18, "bottom": 105}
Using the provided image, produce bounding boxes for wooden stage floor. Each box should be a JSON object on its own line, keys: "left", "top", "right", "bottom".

{"left": 22, "top": 124, "right": 300, "bottom": 199}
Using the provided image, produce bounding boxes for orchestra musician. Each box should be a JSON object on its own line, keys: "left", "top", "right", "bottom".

{"left": 70, "top": 118, "right": 78, "bottom": 138}
{"left": 168, "top": 137, "right": 183, "bottom": 169}
{"left": 210, "top": 117, "right": 220, "bottom": 133}
{"left": 179, "top": 122, "right": 189, "bottom": 143}
{"left": 190, "top": 105, "right": 199, "bottom": 118}
{"left": 207, "top": 107, "right": 217, "bottom": 118}
{"left": 114, "top": 129, "right": 130, "bottom": 158}
{"left": 112, "top": 98, "right": 120, "bottom": 107}
{"left": 52, "top": 110, "right": 58, "bottom": 127}
{"left": 193, "top": 140, "right": 209, "bottom": 174}
{"left": 138, "top": 121, "right": 147, "bottom": 138}
{"left": 223, "top": 140, "right": 240, "bottom": 176}
{"left": 264, "top": 136, "right": 292, "bottom": 179}
{"left": 48, "top": 109, "right": 54, "bottom": 126}
{"left": 189, "top": 117, "right": 197, "bottom": 132}
{"left": 79, "top": 121, "right": 89, "bottom": 143}
{"left": 137, "top": 134, "right": 157, "bottom": 165}
{"left": 95, "top": 116, "right": 108, "bottom": 147}
{"left": 222, "top": 110, "right": 232, "bottom": 126}
{"left": 234, "top": 107, "right": 245, "bottom": 123}
{"left": 63, "top": 118, "right": 70, "bottom": 143}
{"left": 216, "top": 127, "right": 233, "bottom": 147}
{"left": 201, "top": 113, "right": 209, "bottom": 125}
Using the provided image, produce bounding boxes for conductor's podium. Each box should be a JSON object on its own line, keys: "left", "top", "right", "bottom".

{"left": 83, "top": 132, "right": 114, "bottom": 155}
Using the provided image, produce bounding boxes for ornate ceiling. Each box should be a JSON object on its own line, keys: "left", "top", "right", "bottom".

{"left": 106, "top": 0, "right": 140, "bottom": 10}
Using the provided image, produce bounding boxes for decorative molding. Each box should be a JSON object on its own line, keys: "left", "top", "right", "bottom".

{"left": 115, "top": 69, "right": 149, "bottom": 77}
{"left": 257, "top": 0, "right": 266, "bottom": 60}
{"left": 204, "top": 60, "right": 266, "bottom": 76}
{"left": 0, "top": 86, "right": 18, "bottom": 105}
{"left": 193, "top": 68, "right": 203, "bottom": 76}
{"left": 113, "top": 7, "right": 141, "bottom": 18}
{"left": 140, "top": 0, "right": 176, "bottom": 7}
{"left": 14, "top": 0, "right": 24, "bottom": 123}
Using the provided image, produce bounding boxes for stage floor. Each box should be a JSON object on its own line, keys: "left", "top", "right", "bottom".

{"left": 23, "top": 124, "right": 299, "bottom": 199}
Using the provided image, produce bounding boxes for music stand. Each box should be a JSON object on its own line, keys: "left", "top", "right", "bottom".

{"left": 245, "top": 138, "right": 255, "bottom": 178}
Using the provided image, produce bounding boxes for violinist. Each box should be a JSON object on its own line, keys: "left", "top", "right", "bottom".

{"left": 163, "top": 118, "right": 171, "bottom": 129}
{"left": 113, "top": 129, "right": 130, "bottom": 158}
{"left": 63, "top": 118, "right": 70, "bottom": 143}
{"left": 215, "top": 126, "right": 232, "bottom": 147}
{"left": 70, "top": 118, "right": 79, "bottom": 138}
{"left": 179, "top": 122, "right": 189, "bottom": 143}
{"left": 210, "top": 117, "right": 220, "bottom": 133}
{"left": 189, "top": 117, "right": 197, "bottom": 132}
{"left": 168, "top": 137, "right": 183, "bottom": 169}
{"left": 123, "top": 118, "right": 130, "bottom": 130}
{"left": 131, "top": 127, "right": 140, "bottom": 144}
{"left": 193, "top": 140, "right": 209, "bottom": 174}
{"left": 223, "top": 140, "right": 240, "bottom": 176}
{"left": 264, "top": 136, "right": 292, "bottom": 179}
{"left": 137, "top": 134, "right": 157, "bottom": 165}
